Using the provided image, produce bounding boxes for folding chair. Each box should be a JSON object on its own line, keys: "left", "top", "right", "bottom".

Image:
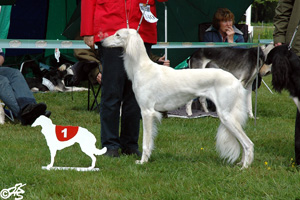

{"left": 66, "top": 60, "right": 101, "bottom": 112}
{"left": 87, "top": 79, "right": 101, "bottom": 111}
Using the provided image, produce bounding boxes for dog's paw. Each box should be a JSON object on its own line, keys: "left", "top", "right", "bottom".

{"left": 186, "top": 109, "right": 193, "bottom": 116}
{"left": 249, "top": 115, "right": 259, "bottom": 120}
{"left": 135, "top": 160, "right": 143, "bottom": 164}
{"left": 135, "top": 156, "right": 149, "bottom": 164}
{"left": 240, "top": 164, "right": 249, "bottom": 170}
{"left": 236, "top": 161, "right": 243, "bottom": 166}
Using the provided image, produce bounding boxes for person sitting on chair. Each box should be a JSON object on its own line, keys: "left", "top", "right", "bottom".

{"left": 0, "top": 48, "right": 51, "bottom": 125}
{"left": 203, "top": 8, "right": 245, "bottom": 43}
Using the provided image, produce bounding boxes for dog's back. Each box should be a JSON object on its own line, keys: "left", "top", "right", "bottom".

{"left": 189, "top": 47, "right": 264, "bottom": 88}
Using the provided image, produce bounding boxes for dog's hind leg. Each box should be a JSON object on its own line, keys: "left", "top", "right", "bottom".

{"left": 136, "top": 109, "right": 161, "bottom": 164}
{"left": 215, "top": 86, "right": 253, "bottom": 168}
{"left": 219, "top": 116, "right": 254, "bottom": 169}
{"left": 186, "top": 97, "right": 209, "bottom": 116}
{"left": 186, "top": 100, "right": 193, "bottom": 116}
{"left": 199, "top": 97, "right": 209, "bottom": 113}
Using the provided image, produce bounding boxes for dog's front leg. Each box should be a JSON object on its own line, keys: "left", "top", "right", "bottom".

{"left": 246, "top": 87, "right": 254, "bottom": 118}
{"left": 47, "top": 148, "right": 57, "bottom": 169}
{"left": 136, "top": 111, "right": 156, "bottom": 164}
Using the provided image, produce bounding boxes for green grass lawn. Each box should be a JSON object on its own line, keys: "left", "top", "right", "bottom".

{"left": 252, "top": 25, "right": 274, "bottom": 43}
{"left": 1, "top": 75, "right": 300, "bottom": 199}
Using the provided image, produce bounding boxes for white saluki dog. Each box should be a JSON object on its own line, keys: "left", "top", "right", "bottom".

{"left": 102, "top": 28, "right": 254, "bottom": 169}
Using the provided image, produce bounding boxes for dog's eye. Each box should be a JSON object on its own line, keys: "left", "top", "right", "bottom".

{"left": 116, "top": 33, "right": 120, "bottom": 37}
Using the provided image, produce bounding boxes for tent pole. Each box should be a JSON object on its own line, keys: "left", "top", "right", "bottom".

{"left": 254, "top": 35, "right": 260, "bottom": 126}
{"left": 164, "top": 2, "right": 167, "bottom": 60}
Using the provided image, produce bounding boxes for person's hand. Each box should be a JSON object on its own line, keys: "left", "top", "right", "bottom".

{"left": 83, "top": 36, "right": 95, "bottom": 50}
{"left": 0, "top": 55, "right": 4, "bottom": 66}
{"left": 96, "top": 72, "right": 102, "bottom": 84}
{"left": 226, "top": 26, "right": 235, "bottom": 43}
{"left": 275, "top": 42, "right": 282, "bottom": 46}
{"left": 158, "top": 55, "right": 170, "bottom": 67}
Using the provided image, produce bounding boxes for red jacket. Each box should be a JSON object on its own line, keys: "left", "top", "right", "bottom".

{"left": 81, "top": 0, "right": 167, "bottom": 44}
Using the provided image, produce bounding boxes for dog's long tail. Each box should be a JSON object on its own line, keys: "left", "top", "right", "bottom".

{"left": 216, "top": 124, "right": 241, "bottom": 164}
{"left": 215, "top": 84, "right": 248, "bottom": 164}
{"left": 94, "top": 147, "right": 107, "bottom": 155}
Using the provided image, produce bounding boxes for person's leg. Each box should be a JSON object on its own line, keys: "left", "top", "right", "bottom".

{"left": 0, "top": 67, "right": 47, "bottom": 124}
{"left": 119, "top": 43, "right": 149, "bottom": 155}
{"left": 0, "top": 67, "right": 36, "bottom": 109}
{"left": 98, "top": 46, "right": 125, "bottom": 155}
{"left": 295, "top": 109, "right": 300, "bottom": 165}
{"left": 0, "top": 74, "right": 21, "bottom": 116}
{"left": 120, "top": 79, "right": 141, "bottom": 154}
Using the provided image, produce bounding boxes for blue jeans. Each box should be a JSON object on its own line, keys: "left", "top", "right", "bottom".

{"left": 0, "top": 67, "right": 36, "bottom": 118}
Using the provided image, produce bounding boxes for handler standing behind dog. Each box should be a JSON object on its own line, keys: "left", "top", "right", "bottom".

{"left": 81, "top": 0, "right": 167, "bottom": 157}
{"left": 273, "top": 0, "right": 300, "bottom": 165}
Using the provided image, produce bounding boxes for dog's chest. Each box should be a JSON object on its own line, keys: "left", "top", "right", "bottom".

{"left": 55, "top": 125, "right": 79, "bottom": 141}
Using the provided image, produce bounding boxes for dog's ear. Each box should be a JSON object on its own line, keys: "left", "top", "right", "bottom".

{"left": 271, "top": 53, "right": 290, "bottom": 93}
{"left": 125, "top": 31, "right": 142, "bottom": 59}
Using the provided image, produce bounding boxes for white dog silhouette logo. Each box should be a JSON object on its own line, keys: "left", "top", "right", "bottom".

{"left": 31, "top": 116, "right": 107, "bottom": 170}
{"left": 0, "top": 183, "right": 26, "bottom": 200}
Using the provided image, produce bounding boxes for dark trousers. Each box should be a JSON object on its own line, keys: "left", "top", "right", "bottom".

{"left": 295, "top": 109, "right": 300, "bottom": 165}
{"left": 97, "top": 44, "right": 141, "bottom": 150}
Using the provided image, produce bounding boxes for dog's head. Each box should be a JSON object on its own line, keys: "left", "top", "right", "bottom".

{"left": 102, "top": 28, "right": 138, "bottom": 48}
{"left": 259, "top": 44, "right": 287, "bottom": 77}
{"left": 102, "top": 28, "right": 144, "bottom": 60}
{"left": 32, "top": 115, "right": 53, "bottom": 129}
{"left": 259, "top": 44, "right": 275, "bottom": 77}
{"left": 261, "top": 44, "right": 297, "bottom": 93}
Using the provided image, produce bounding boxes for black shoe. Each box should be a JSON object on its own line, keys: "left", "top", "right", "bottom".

{"left": 44, "top": 110, "right": 51, "bottom": 118}
{"left": 21, "top": 103, "right": 47, "bottom": 125}
{"left": 104, "top": 148, "right": 120, "bottom": 157}
{"left": 121, "top": 148, "right": 142, "bottom": 157}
